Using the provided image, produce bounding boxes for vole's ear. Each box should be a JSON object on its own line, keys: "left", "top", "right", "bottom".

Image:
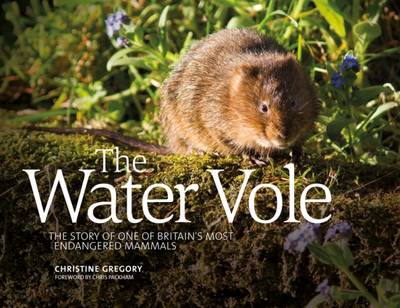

{"left": 230, "top": 63, "right": 260, "bottom": 94}
{"left": 239, "top": 64, "right": 260, "bottom": 78}
{"left": 279, "top": 53, "right": 299, "bottom": 70}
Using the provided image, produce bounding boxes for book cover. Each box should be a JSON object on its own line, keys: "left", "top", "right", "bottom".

{"left": 1, "top": 1, "right": 399, "bottom": 307}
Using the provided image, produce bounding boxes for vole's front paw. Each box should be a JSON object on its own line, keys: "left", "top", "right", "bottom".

{"left": 211, "top": 152, "right": 223, "bottom": 158}
{"left": 252, "top": 156, "right": 269, "bottom": 166}
{"left": 242, "top": 154, "right": 270, "bottom": 166}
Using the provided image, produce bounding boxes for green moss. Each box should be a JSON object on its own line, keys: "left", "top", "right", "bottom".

{"left": 0, "top": 128, "right": 399, "bottom": 307}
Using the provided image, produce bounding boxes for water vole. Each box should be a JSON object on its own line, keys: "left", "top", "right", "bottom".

{"left": 160, "top": 29, "right": 318, "bottom": 156}
{"left": 28, "top": 29, "right": 318, "bottom": 158}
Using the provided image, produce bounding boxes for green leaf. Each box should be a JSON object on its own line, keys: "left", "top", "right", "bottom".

{"left": 226, "top": 16, "right": 254, "bottom": 29}
{"left": 324, "top": 243, "right": 345, "bottom": 261}
{"left": 327, "top": 117, "right": 352, "bottom": 141}
{"left": 12, "top": 109, "right": 76, "bottom": 123}
{"left": 158, "top": 5, "right": 170, "bottom": 28}
{"left": 305, "top": 294, "right": 327, "bottom": 308}
{"left": 331, "top": 287, "right": 362, "bottom": 301}
{"left": 341, "top": 245, "right": 354, "bottom": 267}
{"left": 367, "top": 1, "right": 387, "bottom": 23}
{"left": 107, "top": 57, "right": 149, "bottom": 71}
{"left": 351, "top": 86, "right": 389, "bottom": 106}
{"left": 357, "top": 102, "right": 398, "bottom": 131}
{"left": 353, "top": 21, "right": 381, "bottom": 47}
{"left": 54, "top": 0, "right": 103, "bottom": 7}
{"left": 377, "top": 278, "right": 400, "bottom": 304}
{"left": 324, "top": 243, "right": 353, "bottom": 268}
{"left": 313, "top": 0, "right": 346, "bottom": 37}
{"left": 107, "top": 48, "right": 150, "bottom": 71}
{"left": 106, "top": 48, "right": 134, "bottom": 71}
{"left": 267, "top": 10, "right": 299, "bottom": 27}
{"left": 180, "top": 31, "right": 193, "bottom": 56}
{"left": 368, "top": 102, "right": 398, "bottom": 124}
{"left": 308, "top": 243, "right": 333, "bottom": 265}
{"left": 376, "top": 286, "right": 390, "bottom": 305}
{"left": 389, "top": 294, "right": 400, "bottom": 305}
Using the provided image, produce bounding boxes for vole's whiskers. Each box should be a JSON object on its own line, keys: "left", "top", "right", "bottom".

{"left": 298, "top": 98, "right": 316, "bottom": 112}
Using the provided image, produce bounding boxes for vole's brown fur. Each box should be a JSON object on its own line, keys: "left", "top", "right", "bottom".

{"left": 28, "top": 29, "right": 318, "bottom": 157}
{"left": 160, "top": 29, "right": 318, "bottom": 156}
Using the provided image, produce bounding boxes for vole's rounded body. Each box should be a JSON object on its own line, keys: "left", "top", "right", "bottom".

{"left": 160, "top": 29, "right": 318, "bottom": 156}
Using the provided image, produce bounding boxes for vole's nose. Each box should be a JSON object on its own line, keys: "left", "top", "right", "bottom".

{"left": 276, "top": 128, "right": 290, "bottom": 142}
{"left": 266, "top": 122, "right": 292, "bottom": 146}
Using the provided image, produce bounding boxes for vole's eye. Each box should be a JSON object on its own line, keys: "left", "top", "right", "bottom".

{"left": 259, "top": 103, "right": 269, "bottom": 113}
{"left": 290, "top": 100, "right": 297, "bottom": 109}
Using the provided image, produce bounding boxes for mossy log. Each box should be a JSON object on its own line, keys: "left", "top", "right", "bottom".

{"left": 0, "top": 129, "right": 399, "bottom": 307}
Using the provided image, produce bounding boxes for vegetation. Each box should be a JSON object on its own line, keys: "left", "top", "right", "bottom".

{"left": 1, "top": 0, "right": 399, "bottom": 163}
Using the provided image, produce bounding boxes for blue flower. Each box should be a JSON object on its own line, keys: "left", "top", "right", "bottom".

{"left": 324, "top": 221, "right": 352, "bottom": 242}
{"left": 316, "top": 279, "right": 331, "bottom": 299}
{"left": 284, "top": 223, "right": 320, "bottom": 254}
{"left": 114, "top": 10, "right": 130, "bottom": 24}
{"left": 116, "top": 37, "right": 129, "bottom": 48}
{"left": 331, "top": 72, "right": 345, "bottom": 88}
{"left": 105, "top": 10, "right": 129, "bottom": 38}
{"left": 340, "top": 54, "right": 360, "bottom": 73}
